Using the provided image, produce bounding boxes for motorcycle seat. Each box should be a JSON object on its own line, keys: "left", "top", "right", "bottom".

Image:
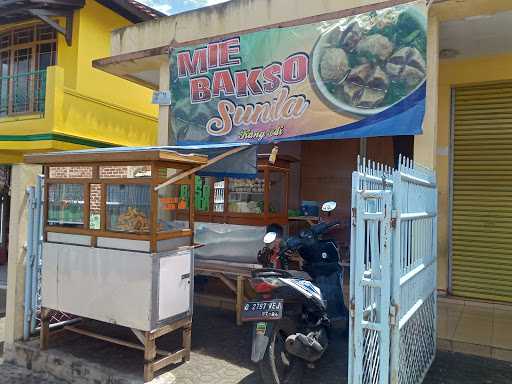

{"left": 287, "top": 270, "right": 312, "bottom": 280}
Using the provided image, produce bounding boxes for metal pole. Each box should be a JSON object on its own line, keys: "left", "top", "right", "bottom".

{"left": 30, "top": 175, "right": 43, "bottom": 334}
{"left": 348, "top": 171, "right": 359, "bottom": 384}
{"left": 389, "top": 160, "right": 402, "bottom": 384}
{"left": 23, "top": 187, "right": 35, "bottom": 340}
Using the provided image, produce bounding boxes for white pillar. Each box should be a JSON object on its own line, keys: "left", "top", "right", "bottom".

{"left": 4, "top": 164, "right": 41, "bottom": 345}
{"left": 158, "top": 61, "right": 171, "bottom": 146}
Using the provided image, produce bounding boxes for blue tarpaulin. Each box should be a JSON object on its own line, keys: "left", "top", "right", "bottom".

{"left": 44, "top": 143, "right": 257, "bottom": 179}
{"left": 166, "top": 143, "right": 257, "bottom": 179}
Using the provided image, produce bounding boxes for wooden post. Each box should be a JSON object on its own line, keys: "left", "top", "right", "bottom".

{"left": 236, "top": 275, "right": 244, "bottom": 326}
{"left": 182, "top": 322, "right": 192, "bottom": 362}
{"left": 40, "top": 307, "right": 50, "bottom": 350}
{"left": 143, "top": 331, "right": 157, "bottom": 382}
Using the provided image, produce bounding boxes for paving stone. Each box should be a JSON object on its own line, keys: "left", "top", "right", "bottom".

{"left": 1, "top": 307, "right": 511, "bottom": 383}
{"left": 0, "top": 362, "right": 69, "bottom": 384}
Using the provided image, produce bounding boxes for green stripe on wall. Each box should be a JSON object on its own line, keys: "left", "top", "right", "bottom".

{"left": 0, "top": 134, "right": 117, "bottom": 148}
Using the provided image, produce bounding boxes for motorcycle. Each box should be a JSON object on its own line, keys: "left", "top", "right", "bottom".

{"left": 242, "top": 201, "right": 347, "bottom": 384}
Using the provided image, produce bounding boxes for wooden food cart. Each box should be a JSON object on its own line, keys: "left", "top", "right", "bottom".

{"left": 26, "top": 148, "right": 208, "bottom": 382}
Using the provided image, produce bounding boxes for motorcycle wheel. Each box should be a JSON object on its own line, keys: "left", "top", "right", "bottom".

{"left": 258, "top": 321, "right": 305, "bottom": 384}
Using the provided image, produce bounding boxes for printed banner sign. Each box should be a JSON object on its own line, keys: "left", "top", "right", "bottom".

{"left": 170, "top": 1, "right": 427, "bottom": 145}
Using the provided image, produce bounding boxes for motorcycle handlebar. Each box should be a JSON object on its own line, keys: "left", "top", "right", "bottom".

{"left": 312, "top": 220, "right": 341, "bottom": 235}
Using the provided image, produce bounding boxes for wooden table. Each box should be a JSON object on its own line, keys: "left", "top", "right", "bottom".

{"left": 195, "top": 259, "right": 262, "bottom": 326}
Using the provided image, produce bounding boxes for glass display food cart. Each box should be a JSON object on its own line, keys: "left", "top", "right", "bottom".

{"left": 195, "top": 156, "right": 290, "bottom": 226}
{"left": 25, "top": 148, "right": 209, "bottom": 382}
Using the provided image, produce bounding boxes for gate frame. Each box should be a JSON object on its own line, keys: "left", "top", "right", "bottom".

{"left": 349, "top": 156, "right": 437, "bottom": 384}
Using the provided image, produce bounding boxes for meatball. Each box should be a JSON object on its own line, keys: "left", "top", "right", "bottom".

{"left": 386, "top": 47, "right": 426, "bottom": 87}
{"left": 343, "top": 63, "right": 390, "bottom": 108}
{"left": 319, "top": 47, "right": 350, "bottom": 83}
{"left": 340, "top": 22, "right": 363, "bottom": 51}
{"left": 356, "top": 34, "right": 394, "bottom": 61}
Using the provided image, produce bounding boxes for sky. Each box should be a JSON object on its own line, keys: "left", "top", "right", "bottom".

{"left": 140, "top": 0, "right": 230, "bottom": 15}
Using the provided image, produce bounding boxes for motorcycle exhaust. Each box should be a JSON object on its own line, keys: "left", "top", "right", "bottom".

{"left": 285, "top": 329, "right": 328, "bottom": 363}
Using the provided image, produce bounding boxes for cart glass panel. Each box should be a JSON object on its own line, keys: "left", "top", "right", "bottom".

{"left": 158, "top": 184, "right": 190, "bottom": 231}
{"left": 228, "top": 173, "right": 264, "bottom": 214}
{"left": 268, "top": 170, "right": 286, "bottom": 215}
{"left": 195, "top": 176, "right": 212, "bottom": 213}
{"left": 213, "top": 179, "right": 225, "bottom": 213}
{"left": 47, "top": 183, "right": 84, "bottom": 227}
{"left": 106, "top": 184, "right": 151, "bottom": 233}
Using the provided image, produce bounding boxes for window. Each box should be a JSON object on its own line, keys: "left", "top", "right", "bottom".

{"left": 195, "top": 176, "right": 212, "bottom": 213}
{"left": 47, "top": 184, "right": 84, "bottom": 227}
{"left": 0, "top": 24, "right": 57, "bottom": 116}
{"left": 213, "top": 180, "right": 224, "bottom": 213}
{"left": 268, "top": 170, "right": 286, "bottom": 214}
{"left": 106, "top": 184, "right": 151, "bottom": 233}
{"left": 228, "top": 174, "right": 265, "bottom": 214}
{"left": 13, "top": 28, "right": 33, "bottom": 45}
{"left": 158, "top": 184, "right": 190, "bottom": 232}
{"left": 0, "top": 33, "right": 10, "bottom": 49}
{"left": 36, "top": 25, "right": 55, "bottom": 41}
{"left": 0, "top": 51, "right": 9, "bottom": 115}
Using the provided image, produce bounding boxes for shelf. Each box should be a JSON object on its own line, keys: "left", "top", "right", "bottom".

{"left": 48, "top": 221, "right": 84, "bottom": 225}
{"left": 288, "top": 216, "right": 319, "bottom": 221}
{"left": 228, "top": 191, "right": 264, "bottom": 194}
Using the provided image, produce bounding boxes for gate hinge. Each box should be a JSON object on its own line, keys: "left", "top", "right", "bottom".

{"left": 349, "top": 299, "right": 355, "bottom": 319}
{"left": 391, "top": 210, "right": 398, "bottom": 228}
{"left": 389, "top": 303, "right": 399, "bottom": 326}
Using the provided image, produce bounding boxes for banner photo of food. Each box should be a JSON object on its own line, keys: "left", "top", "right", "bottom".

{"left": 170, "top": 1, "right": 427, "bottom": 145}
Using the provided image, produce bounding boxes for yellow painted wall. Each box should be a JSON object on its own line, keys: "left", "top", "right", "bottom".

{"left": 436, "top": 52, "right": 512, "bottom": 292}
{"left": 74, "top": 0, "right": 157, "bottom": 115}
{"left": 0, "top": 0, "right": 158, "bottom": 163}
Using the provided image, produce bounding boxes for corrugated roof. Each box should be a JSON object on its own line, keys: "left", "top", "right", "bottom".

{"left": 0, "top": 0, "right": 164, "bottom": 26}
{"left": 97, "top": 0, "right": 165, "bottom": 23}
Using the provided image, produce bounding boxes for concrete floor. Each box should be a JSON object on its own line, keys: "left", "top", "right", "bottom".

{"left": 3, "top": 306, "right": 512, "bottom": 384}
{"left": 437, "top": 296, "right": 512, "bottom": 361}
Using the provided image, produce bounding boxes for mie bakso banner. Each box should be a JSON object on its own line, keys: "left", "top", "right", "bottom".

{"left": 170, "top": 1, "right": 427, "bottom": 145}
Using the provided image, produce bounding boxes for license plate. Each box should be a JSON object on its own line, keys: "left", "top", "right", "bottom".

{"left": 241, "top": 299, "right": 283, "bottom": 322}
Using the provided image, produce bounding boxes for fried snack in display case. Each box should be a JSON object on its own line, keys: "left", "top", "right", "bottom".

{"left": 26, "top": 148, "right": 209, "bottom": 253}
{"left": 107, "top": 184, "right": 152, "bottom": 233}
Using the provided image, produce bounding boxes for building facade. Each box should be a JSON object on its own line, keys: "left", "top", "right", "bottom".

{"left": 92, "top": 0, "right": 512, "bottom": 361}
{"left": 1, "top": 0, "right": 161, "bottom": 344}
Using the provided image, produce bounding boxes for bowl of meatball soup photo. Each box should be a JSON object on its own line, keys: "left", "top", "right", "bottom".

{"left": 310, "top": 6, "right": 426, "bottom": 117}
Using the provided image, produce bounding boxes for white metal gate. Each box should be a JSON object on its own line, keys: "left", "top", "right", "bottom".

{"left": 24, "top": 175, "right": 74, "bottom": 340}
{"left": 349, "top": 156, "right": 437, "bottom": 384}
